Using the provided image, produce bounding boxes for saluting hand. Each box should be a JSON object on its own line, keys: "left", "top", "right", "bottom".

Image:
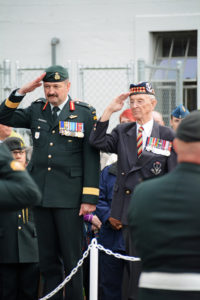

{"left": 79, "top": 203, "right": 96, "bottom": 216}
{"left": 101, "top": 92, "right": 130, "bottom": 122}
{"left": 18, "top": 73, "right": 46, "bottom": 95}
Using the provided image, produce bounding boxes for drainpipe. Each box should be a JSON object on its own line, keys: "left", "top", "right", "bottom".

{"left": 51, "top": 37, "right": 60, "bottom": 66}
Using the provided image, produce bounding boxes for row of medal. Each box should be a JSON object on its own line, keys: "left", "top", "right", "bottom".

{"left": 59, "top": 121, "right": 85, "bottom": 138}
{"left": 145, "top": 137, "right": 172, "bottom": 157}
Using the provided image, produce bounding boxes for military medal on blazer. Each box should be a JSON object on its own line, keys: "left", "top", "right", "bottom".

{"left": 59, "top": 121, "right": 84, "bottom": 138}
{"left": 145, "top": 137, "right": 172, "bottom": 156}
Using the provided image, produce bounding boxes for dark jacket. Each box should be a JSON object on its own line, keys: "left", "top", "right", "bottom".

{"left": 90, "top": 120, "right": 177, "bottom": 224}
{"left": 96, "top": 162, "right": 125, "bottom": 252}
{"left": 0, "top": 91, "right": 100, "bottom": 208}
{"left": 128, "top": 163, "right": 200, "bottom": 300}
{"left": 0, "top": 208, "right": 39, "bottom": 263}
{"left": 0, "top": 143, "right": 41, "bottom": 209}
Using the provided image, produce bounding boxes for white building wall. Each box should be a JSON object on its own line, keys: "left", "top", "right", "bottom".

{"left": 0, "top": 0, "right": 200, "bottom": 102}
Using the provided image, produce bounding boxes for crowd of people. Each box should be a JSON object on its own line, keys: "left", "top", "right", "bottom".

{"left": 0, "top": 64, "right": 198, "bottom": 300}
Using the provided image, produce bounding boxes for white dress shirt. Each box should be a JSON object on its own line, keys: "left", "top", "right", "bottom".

{"left": 136, "top": 119, "right": 154, "bottom": 150}
{"left": 50, "top": 96, "right": 69, "bottom": 116}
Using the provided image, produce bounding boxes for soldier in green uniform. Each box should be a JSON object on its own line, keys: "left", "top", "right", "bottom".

{"left": 0, "top": 143, "right": 41, "bottom": 209}
{"left": 128, "top": 111, "right": 200, "bottom": 300}
{"left": 0, "top": 65, "right": 100, "bottom": 300}
{"left": 0, "top": 137, "right": 39, "bottom": 300}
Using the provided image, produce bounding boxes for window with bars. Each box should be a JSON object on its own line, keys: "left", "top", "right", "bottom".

{"left": 152, "top": 30, "right": 197, "bottom": 111}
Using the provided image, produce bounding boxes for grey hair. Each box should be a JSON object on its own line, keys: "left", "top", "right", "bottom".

{"left": 149, "top": 95, "right": 156, "bottom": 100}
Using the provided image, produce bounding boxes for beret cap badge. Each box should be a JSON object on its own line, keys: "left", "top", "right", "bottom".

{"left": 54, "top": 72, "right": 61, "bottom": 80}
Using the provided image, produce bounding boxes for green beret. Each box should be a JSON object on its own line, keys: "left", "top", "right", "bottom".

{"left": 43, "top": 65, "right": 69, "bottom": 82}
{"left": 176, "top": 110, "right": 200, "bottom": 142}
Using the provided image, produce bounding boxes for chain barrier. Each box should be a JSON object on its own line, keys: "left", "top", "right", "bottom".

{"left": 39, "top": 243, "right": 92, "bottom": 300}
{"left": 39, "top": 238, "right": 140, "bottom": 299}
{"left": 96, "top": 243, "right": 141, "bottom": 262}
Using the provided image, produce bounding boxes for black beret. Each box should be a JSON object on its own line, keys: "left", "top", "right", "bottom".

{"left": 3, "top": 137, "right": 26, "bottom": 151}
{"left": 129, "top": 81, "right": 155, "bottom": 96}
{"left": 176, "top": 110, "right": 200, "bottom": 142}
{"left": 43, "top": 65, "right": 69, "bottom": 82}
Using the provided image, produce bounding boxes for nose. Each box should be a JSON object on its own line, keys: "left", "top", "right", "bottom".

{"left": 48, "top": 86, "right": 55, "bottom": 94}
{"left": 132, "top": 101, "right": 138, "bottom": 108}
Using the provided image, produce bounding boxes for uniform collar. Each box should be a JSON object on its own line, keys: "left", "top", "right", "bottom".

{"left": 50, "top": 95, "right": 69, "bottom": 112}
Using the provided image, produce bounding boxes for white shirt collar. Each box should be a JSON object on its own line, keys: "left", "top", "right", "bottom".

{"left": 50, "top": 95, "right": 69, "bottom": 112}
{"left": 136, "top": 119, "right": 154, "bottom": 137}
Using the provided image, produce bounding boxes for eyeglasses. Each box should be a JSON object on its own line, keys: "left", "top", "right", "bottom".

{"left": 12, "top": 150, "right": 26, "bottom": 155}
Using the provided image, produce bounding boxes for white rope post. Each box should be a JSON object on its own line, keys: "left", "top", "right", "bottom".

{"left": 89, "top": 238, "right": 98, "bottom": 300}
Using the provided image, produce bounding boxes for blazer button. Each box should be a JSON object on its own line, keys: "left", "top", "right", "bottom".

{"left": 18, "top": 214, "right": 22, "bottom": 218}
{"left": 52, "top": 130, "right": 56, "bottom": 134}
{"left": 50, "top": 142, "right": 53, "bottom": 146}
{"left": 37, "top": 126, "right": 41, "bottom": 129}
{"left": 125, "top": 189, "right": 131, "bottom": 195}
{"left": 48, "top": 167, "right": 51, "bottom": 171}
{"left": 121, "top": 172, "right": 125, "bottom": 176}
{"left": 18, "top": 226, "right": 22, "bottom": 230}
{"left": 48, "top": 154, "right": 52, "bottom": 159}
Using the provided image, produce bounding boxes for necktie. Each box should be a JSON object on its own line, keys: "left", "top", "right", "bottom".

{"left": 52, "top": 106, "right": 60, "bottom": 121}
{"left": 137, "top": 126, "right": 144, "bottom": 157}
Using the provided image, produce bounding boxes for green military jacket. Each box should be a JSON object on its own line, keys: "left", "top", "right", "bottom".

{"left": 0, "top": 91, "right": 100, "bottom": 208}
{"left": 0, "top": 143, "right": 41, "bottom": 209}
{"left": 0, "top": 207, "right": 39, "bottom": 263}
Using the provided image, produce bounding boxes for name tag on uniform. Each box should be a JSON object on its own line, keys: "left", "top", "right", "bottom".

{"left": 59, "top": 121, "right": 84, "bottom": 138}
{"left": 145, "top": 137, "right": 172, "bottom": 156}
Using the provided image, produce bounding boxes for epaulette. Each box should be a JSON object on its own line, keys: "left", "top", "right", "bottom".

{"left": 34, "top": 98, "right": 46, "bottom": 103}
{"left": 75, "top": 100, "right": 97, "bottom": 120}
{"left": 74, "top": 100, "right": 91, "bottom": 109}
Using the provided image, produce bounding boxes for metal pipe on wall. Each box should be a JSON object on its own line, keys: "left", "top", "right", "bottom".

{"left": 51, "top": 38, "right": 60, "bottom": 66}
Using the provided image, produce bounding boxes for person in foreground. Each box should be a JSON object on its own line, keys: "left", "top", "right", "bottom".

{"left": 128, "top": 110, "right": 200, "bottom": 300}
{"left": 0, "top": 142, "right": 41, "bottom": 209}
{"left": 0, "top": 137, "right": 39, "bottom": 300}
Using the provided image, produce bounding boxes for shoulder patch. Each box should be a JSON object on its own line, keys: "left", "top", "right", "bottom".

{"left": 10, "top": 160, "right": 25, "bottom": 171}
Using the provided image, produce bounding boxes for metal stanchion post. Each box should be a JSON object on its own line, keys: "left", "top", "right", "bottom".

{"left": 89, "top": 238, "right": 98, "bottom": 300}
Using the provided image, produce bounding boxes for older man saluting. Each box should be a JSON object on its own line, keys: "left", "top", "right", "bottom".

{"left": 89, "top": 82, "right": 177, "bottom": 300}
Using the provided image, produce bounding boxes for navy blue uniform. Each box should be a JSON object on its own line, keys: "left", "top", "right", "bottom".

{"left": 96, "top": 162, "right": 125, "bottom": 300}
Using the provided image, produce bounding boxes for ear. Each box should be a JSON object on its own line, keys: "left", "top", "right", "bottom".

{"left": 151, "top": 98, "right": 157, "bottom": 109}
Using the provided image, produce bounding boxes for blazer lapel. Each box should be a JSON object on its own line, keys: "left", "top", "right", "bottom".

{"left": 124, "top": 123, "right": 138, "bottom": 168}
{"left": 129, "top": 121, "right": 160, "bottom": 172}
